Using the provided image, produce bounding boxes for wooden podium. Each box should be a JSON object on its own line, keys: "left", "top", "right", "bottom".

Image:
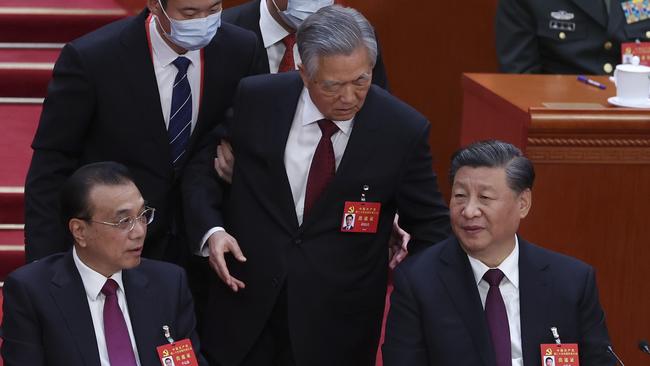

{"left": 461, "top": 73, "right": 650, "bottom": 364}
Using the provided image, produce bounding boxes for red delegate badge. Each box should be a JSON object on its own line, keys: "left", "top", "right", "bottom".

{"left": 341, "top": 201, "right": 381, "bottom": 233}
{"left": 540, "top": 343, "right": 580, "bottom": 366}
{"left": 157, "top": 338, "right": 199, "bottom": 366}
{"left": 622, "top": 42, "right": 650, "bottom": 66}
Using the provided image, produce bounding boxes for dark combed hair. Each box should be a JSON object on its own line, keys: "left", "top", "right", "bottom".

{"left": 59, "top": 161, "right": 135, "bottom": 226}
{"left": 449, "top": 140, "right": 535, "bottom": 193}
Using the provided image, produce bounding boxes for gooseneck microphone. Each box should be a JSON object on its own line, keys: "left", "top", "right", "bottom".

{"left": 639, "top": 339, "right": 650, "bottom": 355}
{"left": 607, "top": 345, "right": 625, "bottom": 366}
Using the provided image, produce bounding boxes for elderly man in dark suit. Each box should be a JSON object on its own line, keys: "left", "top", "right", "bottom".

{"left": 2, "top": 162, "right": 206, "bottom": 366}
{"left": 24, "top": 0, "right": 261, "bottom": 264}
{"left": 383, "top": 140, "right": 615, "bottom": 366}
{"left": 183, "top": 5, "right": 450, "bottom": 365}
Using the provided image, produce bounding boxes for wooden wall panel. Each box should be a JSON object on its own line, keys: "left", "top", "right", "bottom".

{"left": 348, "top": 0, "right": 500, "bottom": 196}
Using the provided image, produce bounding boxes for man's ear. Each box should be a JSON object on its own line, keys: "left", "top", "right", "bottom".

{"left": 69, "top": 218, "right": 88, "bottom": 248}
{"left": 518, "top": 188, "right": 532, "bottom": 219}
{"left": 298, "top": 63, "right": 310, "bottom": 87}
{"left": 147, "top": 0, "right": 159, "bottom": 13}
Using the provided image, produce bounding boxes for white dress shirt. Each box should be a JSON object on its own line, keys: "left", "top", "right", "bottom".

{"left": 199, "top": 88, "right": 354, "bottom": 253}
{"left": 149, "top": 15, "right": 201, "bottom": 132}
{"left": 259, "top": 0, "right": 301, "bottom": 72}
{"left": 72, "top": 247, "right": 141, "bottom": 366}
{"left": 467, "top": 236, "right": 523, "bottom": 366}
{"left": 285, "top": 87, "right": 353, "bottom": 225}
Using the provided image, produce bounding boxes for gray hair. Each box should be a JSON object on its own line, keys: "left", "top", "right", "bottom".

{"left": 449, "top": 140, "right": 535, "bottom": 193}
{"left": 296, "top": 5, "right": 377, "bottom": 78}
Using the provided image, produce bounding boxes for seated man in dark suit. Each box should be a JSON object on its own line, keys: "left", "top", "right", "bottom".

{"left": 383, "top": 140, "right": 615, "bottom": 366}
{"left": 183, "top": 5, "right": 450, "bottom": 365}
{"left": 1, "top": 162, "right": 206, "bottom": 366}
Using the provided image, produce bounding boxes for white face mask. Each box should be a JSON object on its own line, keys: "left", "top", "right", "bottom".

{"left": 272, "top": 0, "right": 334, "bottom": 30}
{"left": 157, "top": 0, "right": 221, "bottom": 51}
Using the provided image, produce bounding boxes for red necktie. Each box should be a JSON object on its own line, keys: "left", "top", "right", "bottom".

{"left": 102, "top": 279, "right": 138, "bottom": 366}
{"left": 278, "top": 33, "right": 296, "bottom": 72}
{"left": 304, "top": 119, "right": 339, "bottom": 216}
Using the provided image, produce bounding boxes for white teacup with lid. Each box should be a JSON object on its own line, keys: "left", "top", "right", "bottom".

{"left": 614, "top": 56, "right": 650, "bottom": 104}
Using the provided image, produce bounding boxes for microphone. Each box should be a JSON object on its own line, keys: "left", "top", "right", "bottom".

{"left": 607, "top": 345, "right": 625, "bottom": 366}
{"left": 640, "top": 339, "right": 650, "bottom": 355}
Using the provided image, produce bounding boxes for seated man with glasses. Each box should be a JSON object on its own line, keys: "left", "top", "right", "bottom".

{"left": 1, "top": 161, "right": 207, "bottom": 366}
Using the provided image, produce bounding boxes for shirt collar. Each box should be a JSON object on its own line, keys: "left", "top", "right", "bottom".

{"left": 299, "top": 87, "right": 354, "bottom": 135}
{"left": 150, "top": 15, "right": 201, "bottom": 68}
{"left": 467, "top": 235, "right": 520, "bottom": 289}
{"left": 259, "top": 0, "right": 291, "bottom": 49}
{"left": 73, "top": 247, "right": 125, "bottom": 301}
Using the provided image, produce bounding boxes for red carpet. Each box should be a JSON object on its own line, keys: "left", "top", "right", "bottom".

{"left": 0, "top": 0, "right": 127, "bottom": 43}
{"left": 0, "top": 103, "right": 40, "bottom": 225}
{"left": 0, "top": 103, "right": 40, "bottom": 187}
{"left": 0, "top": 48, "right": 60, "bottom": 62}
{"left": 0, "top": 68, "right": 53, "bottom": 97}
{"left": 0, "top": 189, "right": 22, "bottom": 225}
{"left": 0, "top": 48, "right": 60, "bottom": 97}
{"left": 0, "top": 230, "right": 24, "bottom": 280}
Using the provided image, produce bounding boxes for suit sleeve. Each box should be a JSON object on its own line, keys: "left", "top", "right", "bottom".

{"left": 382, "top": 267, "right": 428, "bottom": 365}
{"left": 395, "top": 121, "right": 450, "bottom": 254}
{"left": 174, "top": 268, "right": 209, "bottom": 366}
{"left": 578, "top": 267, "right": 617, "bottom": 365}
{"left": 0, "top": 275, "right": 46, "bottom": 365}
{"left": 182, "top": 126, "right": 228, "bottom": 253}
{"left": 24, "top": 43, "right": 96, "bottom": 261}
{"left": 495, "top": 0, "right": 542, "bottom": 73}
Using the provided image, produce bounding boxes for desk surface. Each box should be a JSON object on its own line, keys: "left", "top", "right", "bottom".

{"left": 464, "top": 73, "right": 618, "bottom": 111}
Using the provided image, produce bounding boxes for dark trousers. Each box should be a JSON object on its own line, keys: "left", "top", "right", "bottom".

{"left": 240, "top": 281, "right": 296, "bottom": 366}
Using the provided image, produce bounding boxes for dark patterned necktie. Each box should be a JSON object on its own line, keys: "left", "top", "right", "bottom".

{"left": 483, "top": 269, "right": 512, "bottom": 366}
{"left": 169, "top": 56, "right": 192, "bottom": 166}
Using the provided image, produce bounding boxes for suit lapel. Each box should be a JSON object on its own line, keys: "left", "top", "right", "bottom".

{"left": 437, "top": 238, "right": 495, "bottom": 366}
{"left": 244, "top": 0, "right": 270, "bottom": 73}
{"left": 258, "top": 74, "right": 303, "bottom": 231}
{"left": 50, "top": 252, "right": 101, "bottom": 366}
{"left": 518, "top": 238, "right": 552, "bottom": 366}
{"left": 124, "top": 266, "right": 162, "bottom": 366}
{"left": 118, "top": 10, "right": 172, "bottom": 166}
{"left": 571, "top": 0, "right": 608, "bottom": 27}
{"left": 186, "top": 30, "right": 226, "bottom": 161}
{"left": 300, "top": 87, "right": 380, "bottom": 228}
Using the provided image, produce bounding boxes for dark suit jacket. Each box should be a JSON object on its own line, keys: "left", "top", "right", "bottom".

{"left": 496, "top": 0, "right": 650, "bottom": 74}
{"left": 24, "top": 9, "right": 261, "bottom": 263}
{"left": 223, "top": 0, "right": 390, "bottom": 89}
{"left": 0, "top": 251, "right": 207, "bottom": 366}
{"left": 382, "top": 236, "right": 615, "bottom": 366}
{"left": 183, "top": 72, "right": 450, "bottom": 366}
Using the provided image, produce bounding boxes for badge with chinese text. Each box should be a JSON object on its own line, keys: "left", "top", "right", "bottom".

{"left": 341, "top": 201, "right": 380, "bottom": 233}
{"left": 157, "top": 338, "right": 199, "bottom": 366}
{"left": 621, "top": 42, "right": 650, "bottom": 65}
{"left": 540, "top": 343, "right": 580, "bottom": 366}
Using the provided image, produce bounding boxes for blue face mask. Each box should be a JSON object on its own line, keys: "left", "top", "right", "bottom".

{"left": 272, "top": 0, "right": 334, "bottom": 30}
{"left": 157, "top": 1, "right": 221, "bottom": 51}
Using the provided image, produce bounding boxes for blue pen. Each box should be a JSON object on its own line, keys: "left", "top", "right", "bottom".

{"left": 577, "top": 75, "right": 607, "bottom": 90}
